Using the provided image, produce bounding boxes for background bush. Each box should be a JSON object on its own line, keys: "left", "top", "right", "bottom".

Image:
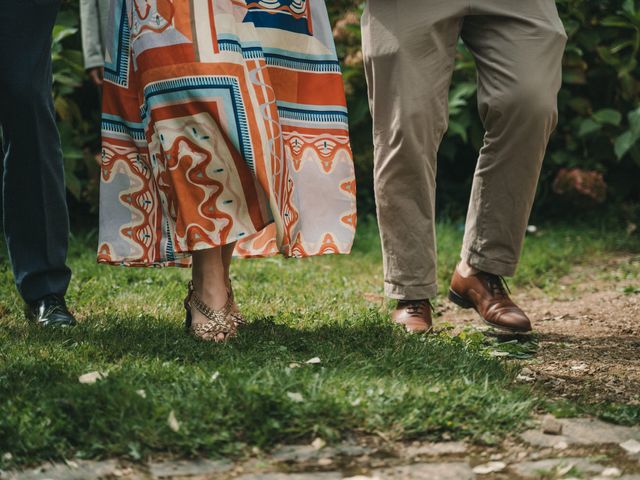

{"left": 53, "top": 0, "right": 640, "bottom": 227}
{"left": 52, "top": 0, "right": 101, "bottom": 219}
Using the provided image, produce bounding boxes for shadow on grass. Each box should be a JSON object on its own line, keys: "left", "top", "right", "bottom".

{"left": 2, "top": 314, "right": 514, "bottom": 384}
{"left": 0, "top": 315, "right": 540, "bottom": 465}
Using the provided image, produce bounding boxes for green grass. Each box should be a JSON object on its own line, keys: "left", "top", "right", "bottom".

{"left": 0, "top": 220, "right": 638, "bottom": 467}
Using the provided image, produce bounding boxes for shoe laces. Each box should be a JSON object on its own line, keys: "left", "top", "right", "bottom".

{"left": 482, "top": 273, "right": 511, "bottom": 298}
{"left": 41, "top": 295, "right": 68, "bottom": 317}
{"left": 399, "top": 299, "right": 432, "bottom": 315}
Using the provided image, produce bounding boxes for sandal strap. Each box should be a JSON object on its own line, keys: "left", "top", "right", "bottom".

{"left": 227, "top": 281, "right": 246, "bottom": 325}
{"left": 185, "top": 280, "right": 246, "bottom": 340}
{"left": 192, "top": 319, "right": 236, "bottom": 339}
{"left": 184, "top": 281, "right": 195, "bottom": 311}
{"left": 185, "top": 285, "right": 237, "bottom": 340}
{"left": 230, "top": 311, "right": 246, "bottom": 325}
{"left": 190, "top": 290, "right": 233, "bottom": 325}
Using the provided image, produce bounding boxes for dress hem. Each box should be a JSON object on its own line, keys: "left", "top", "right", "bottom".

{"left": 96, "top": 247, "right": 354, "bottom": 268}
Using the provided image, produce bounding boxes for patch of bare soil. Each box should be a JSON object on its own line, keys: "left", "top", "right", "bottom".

{"left": 439, "top": 255, "right": 640, "bottom": 404}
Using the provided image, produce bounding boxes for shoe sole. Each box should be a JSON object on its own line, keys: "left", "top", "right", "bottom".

{"left": 447, "top": 288, "right": 532, "bottom": 335}
{"left": 395, "top": 323, "right": 434, "bottom": 334}
{"left": 37, "top": 319, "right": 77, "bottom": 327}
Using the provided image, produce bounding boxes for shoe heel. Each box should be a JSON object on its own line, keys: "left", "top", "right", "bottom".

{"left": 448, "top": 289, "right": 474, "bottom": 309}
{"left": 184, "top": 281, "right": 194, "bottom": 331}
{"left": 185, "top": 309, "right": 192, "bottom": 330}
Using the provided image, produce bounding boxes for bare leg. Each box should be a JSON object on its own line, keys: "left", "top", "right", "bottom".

{"left": 191, "top": 247, "right": 230, "bottom": 342}
{"left": 221, "top": 242, "right": 236, "bottom": 290}
{"left": 221, "top": 242, "right": 244, "bottom": 320}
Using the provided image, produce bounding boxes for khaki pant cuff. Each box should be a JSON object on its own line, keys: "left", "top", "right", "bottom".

{"left": 384, "top": 281, "right": 438, "bottom": 301}
{"left": 461, "top": 249, "right": 517, "bottom": 277}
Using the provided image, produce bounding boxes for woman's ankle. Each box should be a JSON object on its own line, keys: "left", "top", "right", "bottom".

{"left": 192, "top": 280, "right": 229, "bottom": 311}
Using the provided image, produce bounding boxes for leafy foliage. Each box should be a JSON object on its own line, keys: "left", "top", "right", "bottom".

{"left": 548, "top": 0, "right": 640, "bottom": 219}
{"left": 53, "top": 0, "right": 100, "bottom": 212}
{"left": 329, "top": 0, "right": 640, "bottom": 223}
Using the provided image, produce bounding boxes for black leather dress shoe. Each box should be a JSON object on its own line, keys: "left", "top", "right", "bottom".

{"left": 26, "top": 295, "right": 77, "bottom": 327}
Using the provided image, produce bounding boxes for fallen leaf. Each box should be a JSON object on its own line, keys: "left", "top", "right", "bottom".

{"left": 210, "top": 371, "right": 220, "bottom": 381}
{"left": 620, "top": 438, "right": 640, "bottom": 454}
{"left": 287, "top": 392, "right": 304, "bottom": 403}
{"left": 167, "top": 410, "right": 180, "bottom": 432}
{"left": 78, "top": 371, "right": 108, "bottom": 384}
{"left": 556, "top": 462, "right": 576, "bottom": 476}
{"left": 306, "top": 357, "right": 321, "bottom": 364}
{"left": 289, "top": 363, "right": 301, "bottom": 369}
{"left": 311, "top": 438, "right": 326, "bottom": 450}
{"left": 136, "top": 389, "right": 146, "bottom": 398}
{"left": 601, "top": 467, "right": 622, "bottom": 477}
{"left": 570, "top": 363, "right": 588, "bottom": 372}
{"left": 472, "top": 461, "right": 507, "bottom": 474}
{"left": 489, "top": 351, "right": 510, "bottom": 357}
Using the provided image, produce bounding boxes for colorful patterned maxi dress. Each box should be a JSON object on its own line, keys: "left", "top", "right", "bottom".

{"left": 98, "top": 0, "right": 356, "bottom": 266}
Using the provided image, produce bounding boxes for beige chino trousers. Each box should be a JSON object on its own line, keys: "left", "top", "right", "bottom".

{"left": 362, "top": 0, "right": 567, "bottom": 300}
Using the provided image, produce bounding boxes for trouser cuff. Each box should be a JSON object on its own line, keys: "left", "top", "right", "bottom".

{"left": 18, "top": 269, "right": 71, "bottom": 304}
{"left": 384, "top": 281, "right": 438, "bottom": 301}
{"left": 461, "top": 249, "right": 517, "bottom": 277}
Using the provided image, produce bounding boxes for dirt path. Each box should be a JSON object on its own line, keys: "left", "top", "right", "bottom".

{"left": 439, "top": 254, "right": 640, "bottom": 405}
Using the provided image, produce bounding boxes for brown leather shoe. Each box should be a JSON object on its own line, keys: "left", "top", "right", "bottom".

{"left": 448, "top": 269, "right": 532, "bottom": 333}
{"left": 392, "top": 300, "right": 433, "bottom": 333}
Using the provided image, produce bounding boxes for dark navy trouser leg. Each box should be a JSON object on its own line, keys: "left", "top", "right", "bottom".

{"left": 0, "top": 0, "right": 72, "bottom": 303}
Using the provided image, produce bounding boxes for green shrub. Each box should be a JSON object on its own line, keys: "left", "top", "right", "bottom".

{"left": 549, "top": 0, "right": 640, "bottom": 221}
{"left": 53, "top": 0, "right": 100, "bottom": 213}
{"left": 330, "top": 0, "right": 640, "bottom": 224}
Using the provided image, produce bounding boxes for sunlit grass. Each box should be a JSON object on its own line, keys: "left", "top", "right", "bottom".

{"left": 0, "top": 220, "right": 637, "bottom": 466}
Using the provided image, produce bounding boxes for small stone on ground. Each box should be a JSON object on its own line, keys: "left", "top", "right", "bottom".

{"left": 520, "top": 418, "right": 640, "bottom": 448}
{"left": 237, "top": 473, "right": 342, "bottom": 480}
{"left": 7, "top": 460, "right": 123, "bottom": 480}
{"left": 511, "top": 457, "right": 605, "bottom": 478}
{"left": 371, "top": 462, "right": 474, "bottom": 480}
{"left": 403, "top": 442, "right": 468, "bottom": 458}
{"left": 272, "top": 445, "right": 336, "bottom": 463}
{"left": 149, "top": 458, "right": 233, "bottom": 478}
{"left": 541, "top": 414, "right": 564, "bottom": 435}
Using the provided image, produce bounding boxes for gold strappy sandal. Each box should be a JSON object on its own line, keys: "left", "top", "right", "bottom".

{"left": 227, "top": 282, "right": 246, "bottom": 326}
{"left": 184, "top": 281, "right": 238, "bottom": 342}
